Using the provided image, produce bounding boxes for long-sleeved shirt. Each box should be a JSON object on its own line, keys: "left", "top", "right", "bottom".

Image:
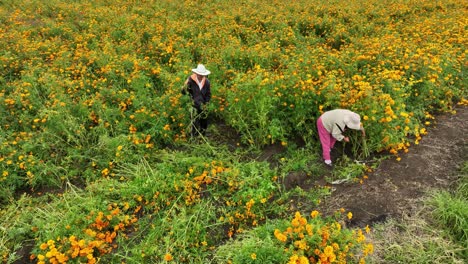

{"left": 182, "top": 74, "right": 211, "bottom": 110}
{"left": 320, "top": 109, "right": 362, "bottom": 141}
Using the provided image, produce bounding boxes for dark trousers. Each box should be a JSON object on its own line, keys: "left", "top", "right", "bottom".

{"left": 192, "top": 107, "right": 208, "bottom": 136}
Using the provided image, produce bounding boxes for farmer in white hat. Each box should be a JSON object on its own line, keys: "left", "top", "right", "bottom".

{"left": 317, "top": 109, "right": 366, "bottom": 166}
{"left": 182, "top": 64, "right": 212, "bottom": 136}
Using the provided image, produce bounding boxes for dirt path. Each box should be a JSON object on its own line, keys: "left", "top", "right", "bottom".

{"left": 317, "top": 106, "right": 468, "bottom": 227}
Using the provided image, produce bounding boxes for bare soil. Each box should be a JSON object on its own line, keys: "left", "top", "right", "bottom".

{"left": 312, "top": 106, "right": 468, "bottom": 227}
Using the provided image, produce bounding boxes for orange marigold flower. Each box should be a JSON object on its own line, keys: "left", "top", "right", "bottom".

{"left": 164, "top": 253, "right": 173, "bottom": 261}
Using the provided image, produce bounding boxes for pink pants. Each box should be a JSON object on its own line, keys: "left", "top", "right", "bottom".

{"left": 317, "top": 117, "right": 336, "bottom": 161}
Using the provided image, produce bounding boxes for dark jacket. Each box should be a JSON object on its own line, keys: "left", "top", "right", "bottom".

{"left": 182, "top": 74, "right": 211, "bottom": 110}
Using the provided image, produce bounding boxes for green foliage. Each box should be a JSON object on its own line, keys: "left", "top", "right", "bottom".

{"left": 216, "top": 210, "right": 371, "bottom": 263}
{"left": 214, "top": 220, "right": 290, "bottom": 263}
{"left": 430, "top": 191, "right": 468, "bottom": 257}
{"left": 429, "top": 163, "right": 468, "bottom": 257}
{"left": 456, "top": 162, "right": 468, "bottom": 198}
{"left": 279, "top": 147, "right": 322, "bottom": 175}
{"left": 327, "top": 156, "right": 368, "bottom": 184}
{"left": 0, "top": 195, "right": 44, "bottom": 264}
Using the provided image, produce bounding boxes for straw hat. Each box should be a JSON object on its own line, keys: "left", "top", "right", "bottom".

{"left": 344, "top": 112, "right": 362, "bottom": 130}
{"left": 192, "top": 64, "right": 211, "bottom": 76}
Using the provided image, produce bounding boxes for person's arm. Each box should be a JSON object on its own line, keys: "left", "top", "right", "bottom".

{"left": 181, "top": 77, "right": 190, "bottom": 95}
{"left": 331, "top": 124, "right": 345, "bottom": 141}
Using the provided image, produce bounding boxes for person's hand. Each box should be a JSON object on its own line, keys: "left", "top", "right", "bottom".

{"left": 344, "top": 136, "right": 350, "bottom": 142}
{"left": 361, "top": 128, "right": 366, "bottom": 138}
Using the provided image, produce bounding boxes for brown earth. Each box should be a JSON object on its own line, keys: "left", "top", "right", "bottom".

{"left": 312, "top": 106, "right": 468, "bottom": 228}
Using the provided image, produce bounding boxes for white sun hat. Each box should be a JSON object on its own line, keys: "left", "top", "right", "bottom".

{"left": 344, "top": 112, "right": 362, "bottom": 130}
{"left": 192, "top": 64, "right": 211, "bottom": 76}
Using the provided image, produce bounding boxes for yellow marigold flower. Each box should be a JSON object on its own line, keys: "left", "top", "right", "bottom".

{"left": 291, "top": 218, "right": 300, "bottom": 227}
{"left": 251, "top": 253, "right": 257, "bottom": 260}
{"left": 78, "top": 239, "right": 86, "bottom": 248}
{"left": 299, "top": 256, "right": 309, "bottom": 264}
{"left": 246, "top": 199, "right": 255, "bottom": 209}
{"left": 324, "top": 245, "right": 334, "bottom": 256}
{"left": 310, "top": 210, "right": 319, "bottom": 218}
{"left": 335, "top": 222, "right": 341, "bottom": 231}
{"left": 357, "top": 229, "right": 366, "bottom": 243}
{"left": 364, "top": 243, "right": 374, "bottom": 256}
{"left": 293, "top": 240, "right": 307, "bottom": 250}
{"left": 101, "top": 168, "right": 109, "bottom": 176}
{"left": 39, "top": 243, "right": 48, "bottom": 250}
{"left": 274, "top": 229, "right": 287, "bottom": 242}
{"left": 347, "top": 212, "right": 353, "bottom": 220}
{"left": 56, "top": 253, "right": 69, "bottom": 263}
{"left": 288, "top": 255, "right": 299, "bottom": 264}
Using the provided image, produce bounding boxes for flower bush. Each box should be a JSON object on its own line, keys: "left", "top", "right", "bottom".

{"left": 216, "top": 209, "right": 373, "bottom": 263}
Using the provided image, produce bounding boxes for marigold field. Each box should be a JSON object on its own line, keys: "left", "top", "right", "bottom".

{"left": 0, "top": 0, "right": 466, "bottom": 263}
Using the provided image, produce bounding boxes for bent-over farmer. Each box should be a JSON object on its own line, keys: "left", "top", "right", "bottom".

{"left": 317, "top": 109, "right": 366, "bottom": 166}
